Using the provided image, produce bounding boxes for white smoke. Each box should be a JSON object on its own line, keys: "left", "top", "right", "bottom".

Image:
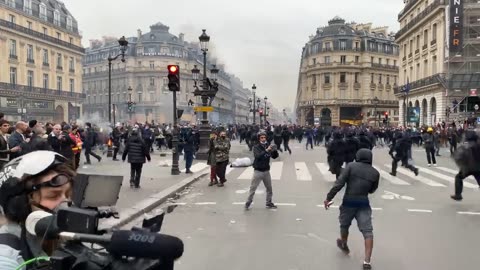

{"left": 76, "top": 112, "right": 112, "bottom": 134}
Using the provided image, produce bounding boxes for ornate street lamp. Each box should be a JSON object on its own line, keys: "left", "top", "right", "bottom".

{"left": 108, "top": 36, "right": 128, "bottom": 125}
{"left": 373, "top": 96, "right": 379, "bottom": 126}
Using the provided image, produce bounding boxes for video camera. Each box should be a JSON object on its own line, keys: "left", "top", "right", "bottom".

{"left": 27, "top": 173, "right": 183, "bottom": 270}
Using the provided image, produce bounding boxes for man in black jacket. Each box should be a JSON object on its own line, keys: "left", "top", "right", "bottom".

{"left": 122, "top": 130, "right": 151, "bottom": 188}
{"left": 83, "top": 122, "right": 101, "bottom": 164}
{"left": 324, "top": 149, "right": 380, "bottom": 270}
{"left": 245, "top": 131, "right": 279, "bottom": 210}
{"left": 48, "top": 124, "right": 76, "bottom": 169}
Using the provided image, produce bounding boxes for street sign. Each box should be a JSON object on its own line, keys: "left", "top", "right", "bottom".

{"left": 193, "top": 106, "right": 214, "bottom": 112}
{"left": 470, "top": 89, "right": 477, "bottom": 96}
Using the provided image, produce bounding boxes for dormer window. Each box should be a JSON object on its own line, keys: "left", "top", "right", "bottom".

{"left": 23, "top": 0, "right": 32, "bottom": 15}
{"left": 54, "top": 10, "right": 61, "bottom": 26}
{"left": 66, "top": 16, "right": 73, "bottom": 31}
{"left": 39, "top": 3, "right": 47, "bottom": 21}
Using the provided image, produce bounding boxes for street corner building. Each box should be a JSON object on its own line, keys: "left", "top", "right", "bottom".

{"left": 82, "top": 22, "right": 261, "bottom": 126}
{"left": 0, "top": 0, "right": 85, "bottom": 123}
{"left": 295, "top": 16, "right": 400, "bottom": 127}
{"left": 394, "top": 0, "right": 480, "bottom": 127}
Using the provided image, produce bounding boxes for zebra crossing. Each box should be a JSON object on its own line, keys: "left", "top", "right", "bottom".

{"left": 216, "top": 161, "right": 480, "bottom": 189}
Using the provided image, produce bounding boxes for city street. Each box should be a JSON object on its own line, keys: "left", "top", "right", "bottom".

{"left": 136, "top": 140, "right": 480, "bottom": 270}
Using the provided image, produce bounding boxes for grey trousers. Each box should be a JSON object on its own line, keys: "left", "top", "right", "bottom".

{"left": 246, "top": 170, "right": 273, "bottom": 204}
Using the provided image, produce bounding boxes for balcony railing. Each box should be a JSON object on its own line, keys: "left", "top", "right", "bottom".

{"left": 27, "top": 58, "right": 34, "bottom": 64}
{"left": 0, "top": 19, "right": 85, "bottom": 53}
{"left": 431, "top": 39, "right": 437, "bottom": 45}
{"left": 371, "top": 63, "right": 399, "bottom": 71}
{"left": 408, "top": 53, "right": 413, "bottom": 58}
{"left": 42, "top": 62, "right": 49, "bottom": 67}
{"left": 9, "top": 54, "right": 17, "bottom": 60}
{"left": 396, "top": 0, "right": 447, "bottom": 39}
{"left": 422, "top": 44, "right": 428, "bottom": 50}
{"left": 0, "top": 82, "right": 86, "bottom": 99}
{"left": 57, "top": 66, "right": 63, "bottom": 71}
{"left": 394, "top": 73, "right": 446, "bottom": 94}
{"left": 69, "top": 68, "right": 75, "bottom": 73}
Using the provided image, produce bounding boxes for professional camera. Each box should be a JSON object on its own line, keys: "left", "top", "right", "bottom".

{"left": 26, "top": 173, "right": 184, "bottom": 270}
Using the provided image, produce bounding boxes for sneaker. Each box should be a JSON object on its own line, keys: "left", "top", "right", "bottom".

{"left": 185, "top": 170, "right": 193, "bottom": 174}
{"left": 266, "top": 203, "right": 277, "bottom": 209}
{"left": 414, "top": 168, "right": 419, "bottom": 176}
{"left": 433, "top": 164, "right": 437, "bottom": 167}
{"left": 389, "top": 172, "right": 396, "bottom": 177}
{"left": 336, "top": 239, "right": 350, "bottom": 254}
{"left": 363, "top": 262, "right": 372, "bottom": 270}
{"left": 428, "top": 164, "right": 431, "bottom": 167}
{"left": 450, "top": 195, "right": 463, "bottom": 201}
{"left": 217, "top": 182, "right": 224, "bottom": 187}
{"left": 208, "top": 181, "right": 217, "bottom": 187}
{"left": 245, "top": 202, "right": 251, "bottom": 210}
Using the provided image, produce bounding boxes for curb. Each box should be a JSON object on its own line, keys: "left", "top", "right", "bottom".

{"left": 102, "top": 168, "right": 210, "bottom": 229}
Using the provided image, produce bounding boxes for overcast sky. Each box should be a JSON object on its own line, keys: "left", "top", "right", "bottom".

{"left": 63, "top": 0, "right": 404, "bottom": 110}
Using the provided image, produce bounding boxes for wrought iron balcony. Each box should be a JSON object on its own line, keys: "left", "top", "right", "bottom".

{"left": 0, "top": 82, "right": 86, "bottom": 99}
{"left": 9, "top": 54, "right": 17, "bottom": 60}
{"left": 0, "top": 19, "right": 85, "bottom": 53}
{"left": 42, "top": 62, "right": 49, "bottom": 67}
{"left": 371, "top": 63, "right": 399, "bottom": 71}
{"left": 27, "top": 58, "right": 34, "bottom": 64}
{"left": 394, "top": 73, "right": 446, "bottom": 94}
{"left": 396, "top": 0, "right": 447, "bottom": 39}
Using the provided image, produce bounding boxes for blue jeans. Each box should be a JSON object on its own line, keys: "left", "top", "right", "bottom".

{"left": 185, "top": 152, "right": 194, "bottom": 170}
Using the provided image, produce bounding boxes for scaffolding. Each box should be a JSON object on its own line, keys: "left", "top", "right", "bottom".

{"left": 446, "top": 0, "right": 480, "bottom": 126}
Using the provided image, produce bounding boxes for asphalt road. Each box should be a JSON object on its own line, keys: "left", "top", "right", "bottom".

{"left": 136, "top": 140, "right": 480, "bottom": 270}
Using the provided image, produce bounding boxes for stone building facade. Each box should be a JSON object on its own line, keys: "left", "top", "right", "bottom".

{"left": 295, "top": 17, "right": 400, "bottom": 127}
{"left": 0, "top": 0, "right": 84, "bottom": 122}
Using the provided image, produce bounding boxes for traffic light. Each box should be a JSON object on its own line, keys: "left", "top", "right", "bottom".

{"left": 167, "top": 65, "right": 180, "bottom": 91}
{"left": 384, "top": 111, "right": 389, "bottom": 120}
{"left": 127, "top": 101, "right": 134, "bottom": 112}
{"left": 259, "top": 109, "right": 263, "bottom": 116}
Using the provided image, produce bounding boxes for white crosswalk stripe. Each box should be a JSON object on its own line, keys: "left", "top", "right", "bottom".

{"left": 270, "top": 162, "right": 283, "bottom": 180}
{"left": 294, "top": 162, "right": 312, "bottom": 181}
{"left": 315, "top": 163, "right": 336, "bottom": 182}
{"left": 416, "top": 166, "right": 477, "bottom": 189}
{"left": 238, "top": 166, "right": 254, "bottom": 180}
{"left": 182, "top": 162, "right": 209, "bottom": 173}
{"left": 373, "top": 166, "right": 411, "bottom": 185}
{"left": 226, "top": 166, "right": 235, "bottom": 175}
{"left": 384, "top": 164, "right": 445, "bottom": 187}
{"left": 435, "top": 166, "right": 478, "bottom": 183}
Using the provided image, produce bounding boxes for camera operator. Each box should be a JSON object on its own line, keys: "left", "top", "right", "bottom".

{"left": 0, "top": 151, "right": 75, "bottom": 269}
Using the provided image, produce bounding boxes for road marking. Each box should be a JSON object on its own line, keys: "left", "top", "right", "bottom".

{"left": 232, "top": 202, "right": 250, "bottom": 205}
{"left": 372, "top": 208, "right": 383, "bottom": 211}
{"left": 238, "top": 166, "right": 254, "bottom": 180}
{"left": 457, "top": 211, "right": 480, "bottom": 215}
{"left": 167, "top": 202, "right": 187, "bottom": 206}
{"left": 315, "top": 163, "right": 336, "bottom": 182}
{"left": 183, "top": 162, "right": 208, "bottom": 173}
{"left": 384, "top": 164, "right": 445, "bottom": 187}
{"left": 194, "top": 202, "right": 217, "bottom": 205}
{"left": 416, "top": 166, "right": 477, "bottom": 189}
{"left": 316, "top": 204, "right": 339, "bottom": 208}
{"left": 275, "top": 203, "right": 296, "bottom": 206}
{"left": 270, "top": 162, "right": 283, "bottom": 180}
{"left": 436, "top": 167, "right": 477, "bottom": 182}
{"left": 295, "top": 162, "right": 312, "bottom": 181}
{"left": 226, "top": 166, "right": 235, "bottom": 175}
{"left": 407, "top": 209, "right": 432, "bottom": 213}
{"left": 374, "top": 166, "right": 411, "bottom": 185}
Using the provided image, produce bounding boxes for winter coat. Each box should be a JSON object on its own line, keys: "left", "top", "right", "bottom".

{"left": 122, "top": 134, "right": 151, "bottom": 164}
{"left": 327, "top": 137, "right": 346, "bottom": 164}
{"left": 326, "top": 149, "right": 380, "bottom": 207}
{"left": 20, "top": 134, "right": 53, "bottom": 155}
{"left": 48, "top": 131, "right": 76, "bottom": 158}
{"left": 214, "top": 138, "right": 231, "bottom": 163}
{"left": 207, "top": 138, "right": 217, "bottom": 165}
{"left": 7, "top": 132, "right": 25, "bottom": 160}
{"left": 252, "top": 143, "right": 278, "bottom": 171}
{"left": 344, "top": 136, "right": 360, "bottom": 163}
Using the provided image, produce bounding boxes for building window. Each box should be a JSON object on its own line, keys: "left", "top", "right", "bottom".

{"left": 324, "top": 56, "right": 330, "bottom": 64}
{"left": 138, "top": 92, "right": 142, "bottom": 102}
{"left": 27, "top": 21, "right": 32, "bottom": 30}
{"left": 371, "top": 73, "right": 374, "bottom": 83}
{"left": 340, "top": 55, "right": 346, "bottom": 64}
{"left": 379, "top": 74, "right": 382, "bottom": 84}
{"left": 7, "top": 0, "right": 15, "bottom": 8}
{"left": 386, "top": 75, "right": 390, "bottom": 85}
{"left": 340, "top": 40, "right": 347, "bottom": 50}
{"left": 27, "top": 70, "right": 34, "bottom": 87}
{"left": 39, "top": 3, "right": 47, "bottom": 20}
{"left": 355, "top": 56, "right": 359, "bottom": 63}
{"left": 10, "top": 67, "right": 17, "bottom": 85}
{"left": 312, "top": 75, "right": 317, "bottom": 85}
{"left": 379, "top": 58, "right": 382, "bottom": 64}
{"left": 66, "top": 16, "right": 73, "bottom": 31}
{"left": 69, "top": 79, "right": 74, "bottom": 92}
{"left": 432, "top": 56, "right": 437, "bottom": 74}
{"left": 354, "top": 73, "right": 359, "bottom": 83}
{"left": 378, "top": 43, "right": 382, "bottom": 53}
{"left": 56, "top": 32, "right": 61, "bottom": 40}
{"left": 340, "top": 72, "right": 346, "bottom": 83}
{"left": 325, "top": 42, "right": 331, "bottom": 50}
{"left": 394, "top": 60, "right": 397, "bottom": 67}
{"left": 432, "top": 24, "right": 437, "bottom": 40}
{"left": 69, "top": 57, "right": 74, "bottom": 71}
{"left": 9, "top": 40, "right": 17, "bottom": 58}
{"left": 371, "top": 57, "right": 374, "bottom": 63}
{"left": 324, "top": 73, "right": 331, "bottom": 84}
{"left": 386, "top": 59, "right": 390, "bottom": 66}
{"left": 424, "top": 60, "right": 428, "bottom": 77}
{"left": 424, "top": 29, "right": 429, "bottom": 46}
{"left": 54, "top": 10, "right": 61, "bottom": 26}
{"left": 23, "top": 0, "right": 32, "bottom": 14}
{"left": 57, "top": 76, "right": 62, "bottom": 91}
{"left": 69, "top": 37, "right": 73, "bottom": 44}
{"left": 369, "top": 42, "right": 375, "bottom": 51}
{"left": 43, "top": 49, "right": 49, "bottom": 65}
{"left": 416, "top": 35, "right": 420, "bottom": 50}
{"left": 409, "top": 40, "right": 413, "bottom": 54}
{"left": 8, "top": 14, "right": 15, "bottom": 24}
{"left": 57, "top": 53, "right": 62, "bottom": 69}
{"left": 312, "top": 58, "right": 316, "bottom": 65}
{"left": 26, "top": 44, "right": 34, "bottom": 62}
{"left": 43, "top": 27, "right": 47, "bottom": 35}
{"left": 43, "top": 74, "right": 48, "bottom": 88}
{"left": 149, "top": 61, "right": 155, "bottom": 69}
{"left": 355, "top": 42, "right": 360, "bottom": 50}
{"left": 150, "top": 77, "right": 155, "bottom": 86}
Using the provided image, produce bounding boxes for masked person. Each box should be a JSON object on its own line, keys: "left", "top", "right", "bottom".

{"left": 122, "top": 130, "right": 151, "bottom": 189}
{"left": 0, "top": 151, "right": 76, "bottom": 269}
{"left": 324, "top": 149, "right": 380, "bottom": 270}
{"left": 245, "top": 131, "right": 279, "bottom": 210}
{"left": 214, "top": 131, "right": 231, "bottom": 187}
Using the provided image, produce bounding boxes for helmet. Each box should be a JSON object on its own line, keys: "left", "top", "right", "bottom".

{"left": 0, "top": 151, "right": 67, "bottom": 223}
{"left": 427, "top": 127, "right": 433, "bottom": 132}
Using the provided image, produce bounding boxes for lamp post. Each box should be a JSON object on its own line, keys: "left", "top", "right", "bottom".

{"left": 251, "top": 84, "right": 257, "bottom": 124}
{"left": 257, "top": 97, "right": 261, "bottom": 126}
{"left": 263, "top": 96, "right": 269, "bottom": 125}
{"left": 373, "top": 96, "right": 379, "bottom": 127}
{"left": 127, "top": 86, "right": 134, "bottom": 121}
{"left": 108, "top": 36, "right": 128, "bottom": 126}
{"left": 193, "top": 30, "right": 221, "bottom": 160}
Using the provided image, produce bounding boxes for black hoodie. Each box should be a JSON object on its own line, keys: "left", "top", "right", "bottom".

{"left": 326, "top": 149, "right": 380, "bottom": 206}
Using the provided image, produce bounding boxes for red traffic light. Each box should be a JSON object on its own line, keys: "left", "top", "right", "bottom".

{"left": 168, "top": 65, "right": 179, "bottom": 74}
{"left": 384, "top": 112, "right": 389, "bottom": 116}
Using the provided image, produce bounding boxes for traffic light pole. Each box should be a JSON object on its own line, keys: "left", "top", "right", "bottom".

{"left": 168, "top": 65, "right": 181, "bottom": 175}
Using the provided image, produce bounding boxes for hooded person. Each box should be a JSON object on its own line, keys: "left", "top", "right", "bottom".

{"left": 451, "top": 129, "right": 480, "bottom": 201}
